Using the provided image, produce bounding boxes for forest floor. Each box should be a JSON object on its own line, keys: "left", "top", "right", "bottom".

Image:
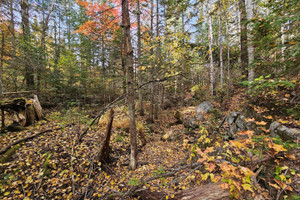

{"left": 1, "top": 82, "right": 300, "bottom": 200}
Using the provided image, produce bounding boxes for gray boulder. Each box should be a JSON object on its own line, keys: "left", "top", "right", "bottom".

{"left": 270, "top": 121, "right": 300, "bottom": 141}
{"left": 227, "top": 111, "right": 255, "bottom": 137}
{"left": 195, "top": 101, "right": 213, "bottom": 120}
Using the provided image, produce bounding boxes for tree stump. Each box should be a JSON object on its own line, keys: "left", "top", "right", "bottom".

{"left": 98, "top": 108, "right": 115, "bottom": 163}
{"left": 0, "top": 96, "right": 44, "bottom": 129}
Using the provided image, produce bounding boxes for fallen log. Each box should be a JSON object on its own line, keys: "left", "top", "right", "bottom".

{"left": 0, "top": 125, "right": 68, "bottom": 155}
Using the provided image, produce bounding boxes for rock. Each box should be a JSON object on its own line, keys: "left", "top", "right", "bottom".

{"left": 183, "top": 117, "right": 199, "bottom": 129}
{"left": 270, "top": 121, "right": 300, "bottom": 141}
{"left": 228, "top": 111, "right": 255, "bottom": 137}
{"left": 161, "top": 130, "right": 181, "bottom": 141}
{"left": 228, "top": 111, "right": 240, "bottom": 125}
{"left": 195, "top": 101, "right": 213, "bottom": 120}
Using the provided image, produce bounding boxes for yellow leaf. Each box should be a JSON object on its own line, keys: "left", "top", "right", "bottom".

{"left": 242, "top": 184, "right": 254, "bottom": 192}
{"left": 255, "top": 121, "right": 267, "bottom": 125}
{"left": 269, "top": 183, "right": 280, "bottom": 189}
{"left": 202, "top": 173, "right": 209, "bottom": 181}
{"left": 15, "top": 190, "right": 21, "bottom": 194}
{"left": 4, "top": 191, "right": 10, "bottom": 196}
{"left": 166, "top": 195, "right": 169, "bottom": 199}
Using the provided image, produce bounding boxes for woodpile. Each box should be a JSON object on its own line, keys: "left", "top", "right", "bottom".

{"left": 0, "top": 95, "right": 44, "bottom": 129}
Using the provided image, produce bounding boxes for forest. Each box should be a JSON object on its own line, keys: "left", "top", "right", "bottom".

{"left": 0, "top": 0, "right": 299, "bottom": 199}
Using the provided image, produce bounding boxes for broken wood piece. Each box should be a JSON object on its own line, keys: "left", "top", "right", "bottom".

{"left": 98, "top": 108, "right": 115, "bottom": 163}
{"left": 32, "top": 95, "right": 44, "bottom": 120}
{"left": 175, "top": 183, "right": 230, "bottom": 200}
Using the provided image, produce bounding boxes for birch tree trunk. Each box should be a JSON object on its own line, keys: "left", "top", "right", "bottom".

{"left": 219, "top": 1, "right": 224, "bottom": 89}
{"left": 137, "top": 0, "right": 144, "bottom": 116}
{"left": 121, "top": 0, "right": 137, "bottom": 170}
{"left": 207, "top": 1, "right": 215, "bottom": 96}
{"left": 246, "top": 0, "right": 254, "bottom": 82}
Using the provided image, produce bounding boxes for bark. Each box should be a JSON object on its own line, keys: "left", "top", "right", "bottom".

{"left": 239, "top": 0, "right": 248, "bottom": 79}
{"left": 175, "top": 183, "right": 230, "bottom": 200}
{"left": 137, "top": 0, "right": 144, "bottom": 116}
{"left": 32, "top": 95, "right": 44, "bottom": 120}
{"left": 0, "top": 30, "right": 4, "bottom": 95}
{"left": 98, "top": 108, "right": 115, "bottom": 163}
{"left": 122, "top": 0, "right": 138, "bottom": 170}
{"left": 246, "top": 0, "right": 254, "bottom": 82}
{"left": 219, "top": 1, "right": 224, "bottom": 89}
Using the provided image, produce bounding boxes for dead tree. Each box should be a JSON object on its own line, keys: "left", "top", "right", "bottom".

{"left": 98, "top": 108, "right": 115, "bottom": 163}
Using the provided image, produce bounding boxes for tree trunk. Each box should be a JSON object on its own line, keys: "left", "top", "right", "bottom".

{"left": 9, "top": 0, "right": 15, "bottom": 36}
{"left": 207, "top": 0, "right": 215, "bottom": 96}
{"left": 137, "top": 0, "right": 144, "bottom": 116}
{"left": 226, "top": 18, "right": 231, "bottom": 92}
{"left": 239, "top": 0, "right": 248, "bottom": 80}
{"left": 21, "top": 0, "right": 35, "bottom": 90}
{"left": 98, "top": 108, "right": 114, "bottom": 163}
{"left": 219, "top": 1, "right": 224, "bottom": 89}
{"left": 0, "top": 30, "right": 4, "bottom": 96}
{"left": 149, "top": 0, "right": 154, "bottom": 122}
{"left": 181, "top": 11, "right": 185, "bottom": 106}
{"left": 246, "top": 0, "right": 254, "bottom": 82}
{"left": 122, "top": 0, "right": 138, "bottom": 170}
{"left": 154, "top": 0, "right": 160, "bottom": 120}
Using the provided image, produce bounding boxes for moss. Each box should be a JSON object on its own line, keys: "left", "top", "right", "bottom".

{"left": 0, "top": 144, "right": 21, "bottom": 163}
{"left": 43, "top": 153, "right": 51, "bottom": 176}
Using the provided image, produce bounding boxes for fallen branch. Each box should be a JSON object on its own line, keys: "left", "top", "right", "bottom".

{"left": 0, "top": 124, "right": 71, "bottom": 155}
{"left": 77, "top": 95, "right": 125, "bottom": 143}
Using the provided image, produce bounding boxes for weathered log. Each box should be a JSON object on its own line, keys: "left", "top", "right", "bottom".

{"left": 98, "top": 108, "right": 115, "bottom": 163}
{"left": 175, "top": 183, "right": 230, "bottom": 200}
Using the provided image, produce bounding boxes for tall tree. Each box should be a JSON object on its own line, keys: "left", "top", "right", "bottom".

{"left": 239, "top": 0, "right": 248, "bottom": 79}
{"left": 137, "top": 0, "right": 144, "bottom": 116}
{"left": 21, "top": 0, "right": 34, "bottom": 89}
{"left": 219, "top": 1, "right": 224, "bottom": 89}
{"left": 246, "top": 0, "right": 254, "bottom": 82}
{"left": 121, "top": 0, "right": 137, "bottom": 170}
{"left": 207, "top": 0, "right": 214, "bottom": 96}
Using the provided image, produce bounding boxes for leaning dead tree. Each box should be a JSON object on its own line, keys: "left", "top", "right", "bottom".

{"left": 0, "top": 95, "right": 44, "bottom": 129}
